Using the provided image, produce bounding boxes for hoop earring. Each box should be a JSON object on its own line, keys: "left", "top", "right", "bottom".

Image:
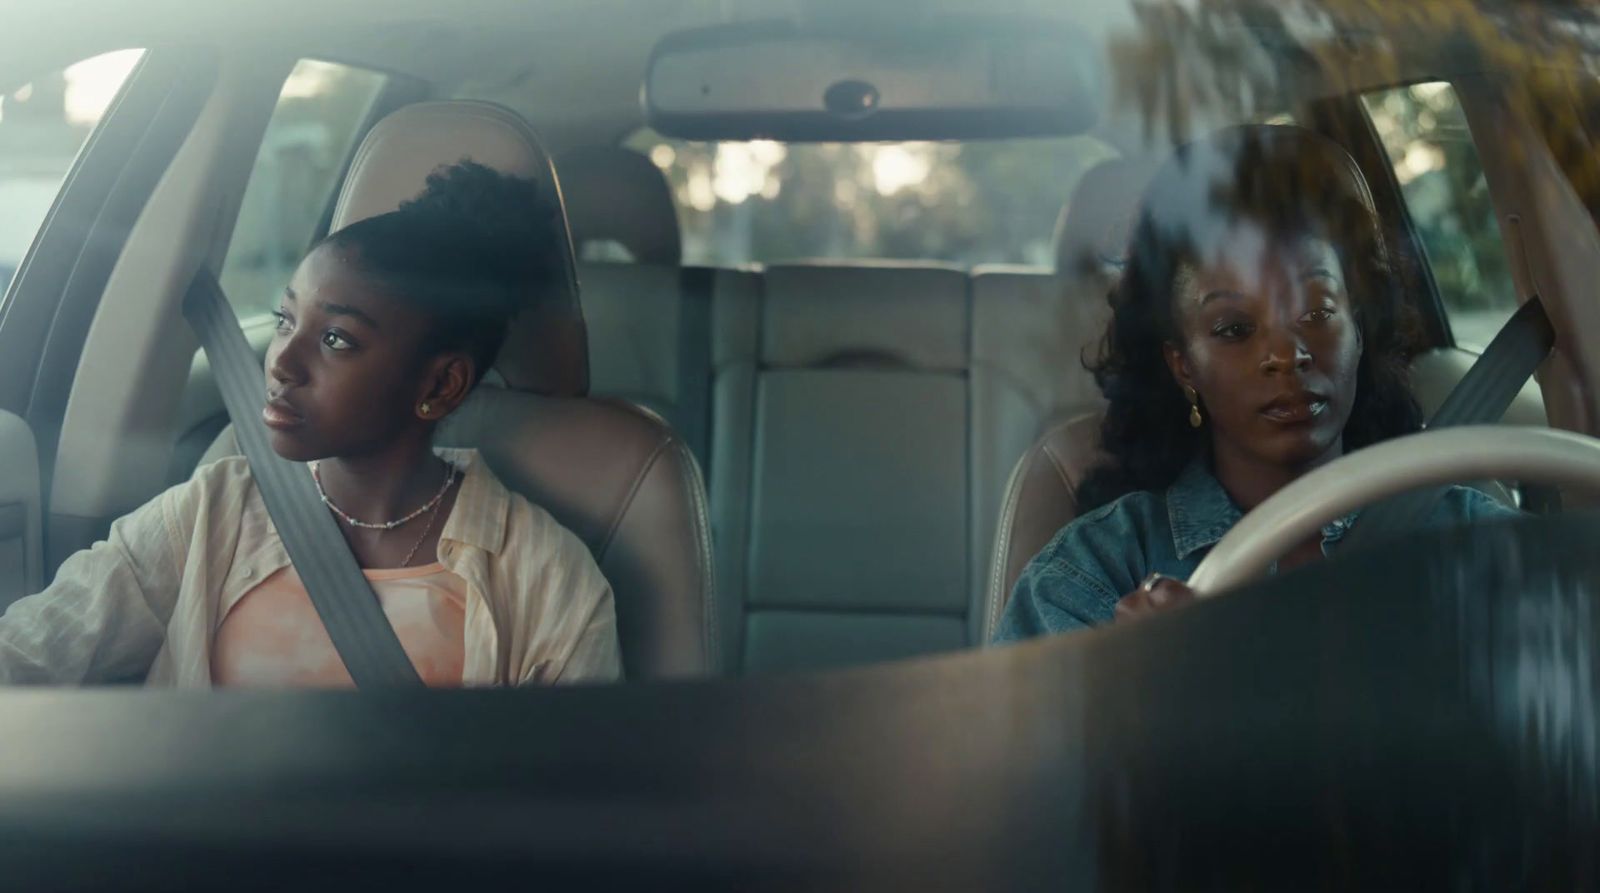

{"left": 1184, "top": 386, "right": 1202, "bottom": 429}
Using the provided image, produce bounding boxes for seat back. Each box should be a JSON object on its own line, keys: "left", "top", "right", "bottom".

{"left": 333, "top": 101, "right": 589, "bottom": 397}
{"left": 981, "top": 412, "right": 1106, "bottom": 641}
{"left": 436, "top": 393, "right": 714, "bottom": 678}
{"left": 556, "top": 146, "right": 714, "bottom": 461}
{"left": 977, "top": 158, "right": 1158, "bottom": 642}
{"left": 711, "top": 262, "right": 973, "bottom": 672}
{"left": 970, "top": 265, "right": 1109, "bottom": 637}
{"left": 206, "top": 102, "right": 717, "bottom": 678}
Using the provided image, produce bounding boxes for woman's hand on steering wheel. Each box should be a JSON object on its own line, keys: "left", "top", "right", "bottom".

{"left": 1115, "top": 573, "right": 1198, "bottom": 624}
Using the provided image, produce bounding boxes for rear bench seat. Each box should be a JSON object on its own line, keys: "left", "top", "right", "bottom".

{"left": 564, "top": 149, "right": 1122, "bottom": 673}
{"left": 712, "top": 262, "right": 972, "bottom": 671}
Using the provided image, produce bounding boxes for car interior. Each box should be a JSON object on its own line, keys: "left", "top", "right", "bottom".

{"left": 1, "top": 0, "right": 1600, "bottom": 884}
{"left": 0, "top": 0, "right": 1594, "bottom": 682}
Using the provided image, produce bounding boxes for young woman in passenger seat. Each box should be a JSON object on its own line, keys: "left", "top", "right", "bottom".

{"left": 0, "top": 162, "right": 622, "bottom": 687}
{"left": 994, "top": 126, "right": 1518, "bottom": 641}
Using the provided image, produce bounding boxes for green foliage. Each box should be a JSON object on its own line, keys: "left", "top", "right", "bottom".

{"left": 1364, "top": 84, "right": 1517, "bottom": 316}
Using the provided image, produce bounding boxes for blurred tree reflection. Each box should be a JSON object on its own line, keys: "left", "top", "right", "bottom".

{"left": 1107, "top": 0, "right": 1600, "bottom": 218}
{"left": 1103, "top": 0, "right": 1597, "bottom": 344}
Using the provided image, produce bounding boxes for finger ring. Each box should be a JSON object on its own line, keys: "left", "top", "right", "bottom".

{"left": 1140, "top": 572, "right": 1167, "bottom": 593}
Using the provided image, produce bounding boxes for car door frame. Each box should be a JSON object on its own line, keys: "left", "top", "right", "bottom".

{"left": 0, "top": 47, "right": 218, "bottom": 496}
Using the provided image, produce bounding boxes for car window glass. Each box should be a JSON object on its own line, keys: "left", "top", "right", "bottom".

{"left": 219, "top": 60, "right": 388, "bottom": 319}
{"left": 0, "top": 49, "right": 143, "bottom": 297}
{"left": 1362, "top": 82, "right": 1518, "bottom": 352}
{"left": 626, "top": 130, "right": 1118, "bottom": 267}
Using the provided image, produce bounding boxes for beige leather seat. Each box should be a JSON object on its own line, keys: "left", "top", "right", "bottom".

{"left": 978, "top": 158, "right": 1157, "bottom": 643}
{"left": 964, "top": 160, "right": 1155, "bottom": 619}
{"left": 205, "top": 101, "right": 717, "bottom": 679}
{"left": 556, "top": 145, "right": 726, "bottom": 465}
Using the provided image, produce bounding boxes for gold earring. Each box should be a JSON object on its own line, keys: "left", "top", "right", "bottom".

{"left": 418, "top": 401, "right": 432, "bottom": 418}
{"left": 1184, "top": 386, "right": 1202, "bottom": 428}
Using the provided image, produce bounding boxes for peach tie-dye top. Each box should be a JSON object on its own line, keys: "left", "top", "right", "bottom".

{"left": 211, "top": 562, "right": 467, "bottom": 688}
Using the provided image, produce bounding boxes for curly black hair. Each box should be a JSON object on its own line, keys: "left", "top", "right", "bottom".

{"left": 1076, "top": 126, "right": 1426, "bottom": 512}
{"left": 320, "top": 160, "right": 566, "bottom": 383}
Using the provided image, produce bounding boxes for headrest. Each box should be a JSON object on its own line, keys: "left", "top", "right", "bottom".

{"left": 1131, "top": 124, "right": 1383, "bottom": 264}
{"left": 332, "top": 100, "right": 589, "bottom": 396}
{"left": 557, "top": 146, "right": 682, "bottom": 266}
{"left": 761, "top": 262, "right": 968, "bottom": 371}
{"left": 1053, "top": 157, "right": 1155, "bottom": 280}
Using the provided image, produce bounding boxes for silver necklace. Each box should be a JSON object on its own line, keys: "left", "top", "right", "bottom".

{"left": 312, "top": 461, "right": 457, "bottom": 530}
{"left": 399, "top": 494, "right": 447, "bottom": 567}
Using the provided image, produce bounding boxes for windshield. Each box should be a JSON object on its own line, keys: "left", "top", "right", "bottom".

{"left": 0, "top": 0, "right": 1594, "bottom": 682}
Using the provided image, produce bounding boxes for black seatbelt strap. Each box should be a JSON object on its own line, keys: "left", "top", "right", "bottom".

{"left": 183, "top": 271, "right": 423, "bottom": 688}
{"left": 677, "top": 266, "right": 715, "bottom": 470}
{"left": 1423, "top": 297, "right": 1555, "bottom": 430}
{"left": 1340, "top": 296, "right": 1555, "bottom": 552}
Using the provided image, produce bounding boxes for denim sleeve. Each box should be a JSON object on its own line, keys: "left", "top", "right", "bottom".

{"left": 992, "top": 524, "right": 1124, "bottom": 643}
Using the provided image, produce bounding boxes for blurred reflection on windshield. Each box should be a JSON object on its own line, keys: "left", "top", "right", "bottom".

{"left": 1107, "top": 1, "right": 1600, "bottom": 207}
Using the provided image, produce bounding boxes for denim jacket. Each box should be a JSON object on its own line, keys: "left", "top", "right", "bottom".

{"left": 993, "top": 461, "right": 1519, "bottom": 641}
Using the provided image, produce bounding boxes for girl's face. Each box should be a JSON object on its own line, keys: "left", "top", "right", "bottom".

{"left": 1163, "top": 218, "right": 1363, "bottom": 472}
{"left": 262, "top": 243, "right": 469, "bottom": 463}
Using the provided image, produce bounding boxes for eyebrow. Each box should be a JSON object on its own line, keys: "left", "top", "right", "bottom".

{"left": 1199, "top": 289, "right": 1244, "bottom": 306}
{"left": 318, "top": 301, "right": 381, "bottom": 330}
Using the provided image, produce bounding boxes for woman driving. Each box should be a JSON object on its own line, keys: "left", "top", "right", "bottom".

{"left": 995, "top": 125, "right": 1518, "bottom": 639}
{"left": 0, "top": 162, "right": 621, "bottom": 686}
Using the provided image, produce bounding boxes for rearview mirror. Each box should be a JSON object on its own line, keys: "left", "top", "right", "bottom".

{"left": 644, "top": 19, "right": 1103, "bottom": 141}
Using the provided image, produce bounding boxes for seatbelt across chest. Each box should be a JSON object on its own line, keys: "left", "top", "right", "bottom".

{"left": 1339, "top": 295, "right": 1555, "bottom": 552}
{"left": 183, "top": 270, "right": 423, "bottom": 688}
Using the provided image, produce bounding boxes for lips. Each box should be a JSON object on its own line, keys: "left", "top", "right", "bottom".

{"left": 1260, "top": 392, "right": 1328, "bottom": 425}
{"left": 262, "top": 394, "right": 304, "bottom": 430}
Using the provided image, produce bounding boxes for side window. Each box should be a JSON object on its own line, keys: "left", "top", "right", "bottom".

{"left": 0, "top": 50, "right": 144, "bottom": 296}
{"left": 1362, "top": 82, "right": 1518, "bottom": 351}
{"left": 220, "top": 61, "right": 388, "bottom": 319}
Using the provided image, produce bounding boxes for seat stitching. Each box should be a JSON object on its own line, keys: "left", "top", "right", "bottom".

{"left": 599, "top": 421, "right": 718, "bottom": 677}
{"left": 985, "top": 448, "right": 1034, "bottom": 641}
{"left": 671, "top": 438, "right": 719, "bottom": 674}
{"left": 1040, "top": 441, "right": 1076, "bottom": 493}
{"left": 597, "top": 433, "right": 671, "bottom": 558}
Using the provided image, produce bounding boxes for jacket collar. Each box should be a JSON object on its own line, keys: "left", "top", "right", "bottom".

{"left": 436, "top": 448, "right": 511, "bottom": 555}
{"left": 1165, "top": 459, "right": 1359, "bottom": 560}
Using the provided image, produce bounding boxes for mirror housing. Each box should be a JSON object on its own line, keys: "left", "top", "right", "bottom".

{"left": 644, "top": 18, "right": 1103, "bottom": 142}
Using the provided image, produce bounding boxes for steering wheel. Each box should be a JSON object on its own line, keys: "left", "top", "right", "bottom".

{"left": 1187, "top": 425, "right": 1600, "bottom": 597}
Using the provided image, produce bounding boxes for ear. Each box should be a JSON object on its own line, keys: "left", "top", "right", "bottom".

{"left": 415, "top": 352, "right": 477, "bottom": 422}
{"left": 1162, "top": 340, "right": 1195, "bottom": 394}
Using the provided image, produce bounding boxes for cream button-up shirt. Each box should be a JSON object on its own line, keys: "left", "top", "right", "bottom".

{"left": 0, "top": 449, "right": 621, "bottom": 686}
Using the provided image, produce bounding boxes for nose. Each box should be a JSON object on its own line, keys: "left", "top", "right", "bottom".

{"left": 1259, "top": 325, "right": 1312, "bottom": 376}
{"left": 265, "top": 332, "right": 306, "bottom": 388}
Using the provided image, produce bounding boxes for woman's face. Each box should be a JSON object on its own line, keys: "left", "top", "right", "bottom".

{"left": 1164, "top": 218, "right": 1363, "bottom": 472}
{"left": 261, "top": 243, "right": 468, "bottom": 463}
